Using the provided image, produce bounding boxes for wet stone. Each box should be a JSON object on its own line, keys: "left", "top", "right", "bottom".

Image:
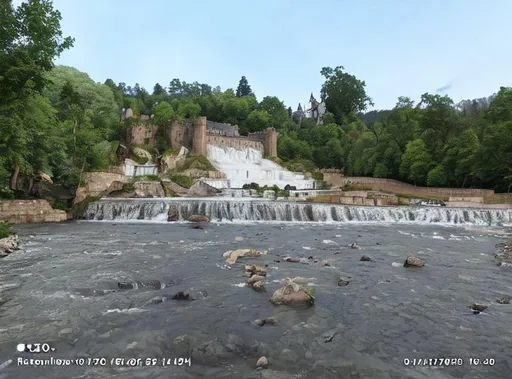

{"left": 256, "top": 356, "right": 268, "bottom": 368}
{"left": 403, "top": 256, "right": 424, "bottom": 268}
{"left": 497, "top": 296, "right": 511, "bottom": 304}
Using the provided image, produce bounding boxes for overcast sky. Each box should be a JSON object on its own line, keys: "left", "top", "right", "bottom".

{"left": 14, "top": 0, "right": 512, "bottom": 110}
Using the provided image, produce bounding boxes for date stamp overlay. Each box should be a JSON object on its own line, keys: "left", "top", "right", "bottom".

{"left": 403, "top": 357, "right": 496, "bottom": 367}
{"left": 17, "top": 357, "right": 192, "bottom": 368}
{"left": 15, "top": 342, "right": 192, "bottom": 368}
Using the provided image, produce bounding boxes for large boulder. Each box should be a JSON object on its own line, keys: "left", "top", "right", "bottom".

{"left": 187, "top": 215, "right": 209, "bottom": 223}
{"left": 0, "top": 234, "right": 19, "bottom": 257}
{"left": 223, "top": 249, "right": 264, "bottom": 264}
{"left": 187, "top": 180, "right": 221, "bottom": 197}
{"left": 133, "top": 181, "right": 165, "bottom": 198}
{"left": 160, "top": 147, "right": 188, "bottom": 174}
{"left": 403, "top": 256, "right": 424, "bottom": 268}
{"left": 132, "top": 147, "right": 153, "bottom": 164}
{"left": 269, "top": 281, "right": 314, "bottom": 307}
{"left": 167, "top": 206, "right": 179, "bottom": 222}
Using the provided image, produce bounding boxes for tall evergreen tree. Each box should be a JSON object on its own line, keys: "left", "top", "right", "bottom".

{"left": 153, "top": 83, "right": 166, "bottom": 96}
{"left": 236, "top": 76, "right": 254, "bottom": 97}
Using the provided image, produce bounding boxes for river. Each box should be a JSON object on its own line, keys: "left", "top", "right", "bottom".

{"left": 0, "top": 202, "right": 512, "bottom": 378}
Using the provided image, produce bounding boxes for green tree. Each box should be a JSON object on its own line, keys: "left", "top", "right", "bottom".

{"left": 320, "top": 66, "right": 373, "bottom": 124}
{"left": 474, "top": 121, "right": 512, "bottom": 191}
{"left": 236, "top": 76, "right": 254, "bottom": 97}
{"left": 399, "top": 139, "right": 432, "bottom": 185}
{"left": 177, "top": 101, "right": 201, "bottom": 120}
{"left": 245, "top": 110, "right": 271, "bottom": 133}
{"left": 487, "top": 87, "right": 512, "bottom": 124}
{"left": 222, "top": 96, "right": 250, "bottom": 125}
{"left": 260, "top": 96, "right": 288, "bottom": 128}
{"left": 0, "top": 0, "right": 74, "bottom": 104}
{"left": 0, "top": 0, "right": 73, "bottom": 190}
{"left": 152, "top": 101, "right": 175, "bottom": 125}
{"left": 427, "top": 164, "right": 448, "bottom": 186}
{"left": 104, "top": 78, "right": 124, "bottom": 109}
{"left": 153, "top": 83, "right": 166, "bottom": 96}
{"left": 417, "top": 93, "right": 460, "bottom": 158}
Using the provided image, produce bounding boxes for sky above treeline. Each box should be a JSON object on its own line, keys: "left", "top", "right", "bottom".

{"left": 14, "top": 0, "right": 512, "bottom": 111}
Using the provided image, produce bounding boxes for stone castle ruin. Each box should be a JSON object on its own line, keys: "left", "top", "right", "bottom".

{"left": 124, "top": 110, "right": 278, "bottom": 158}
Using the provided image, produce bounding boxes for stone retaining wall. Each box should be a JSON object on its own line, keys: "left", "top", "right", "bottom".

{"left": 334, "top": 176, "right": 511, "bottom": 203}
{"left": 0, "top": 200, "right": 67, "bottom": 224}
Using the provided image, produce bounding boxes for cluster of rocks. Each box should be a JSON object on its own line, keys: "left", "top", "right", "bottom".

{"left": 0, "top": 233, "right": 19, "bottom": 258}
{"left": 220, "top": 247, "right": 317, "bottom": 370}
{"left": 494, "top": 240, "right": 512, "bottom": 267}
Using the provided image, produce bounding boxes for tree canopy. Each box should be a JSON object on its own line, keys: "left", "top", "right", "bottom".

{"left": 1, "top": 0, "right": 511, "bottom": 198}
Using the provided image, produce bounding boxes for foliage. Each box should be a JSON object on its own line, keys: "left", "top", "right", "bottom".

{"left": 0, "top": 222, "right": 13, "bottom": 239}
{"left": 163, "top": 148, "right": 180, "bottom": 157}
{"left": 71, "top": 196, "right": 99, "bottom": 219}
{"left": 311, "top": 172, "right": 324, "bottom": 181}
{"left": 0, "top": 0, "right": 510, "bottom": 199}
{"left": 279, "top": 158, "right": 317, "bottom": 173}
{"left": 131, "top": 175, "right": 160, "bottom": 182}
{"left": 236, "top": 76, "right": 254, "bottom": 97}
{"left": 48, "top": 198, "right": 70, "bottom": 211}
{"left": 170, "top": 175, "right": 194, "bottom": 189}
{"left": 129, "top": 154, "right": 148, "bottom": 165}
{"left": 320, "top": 66, "right": 373, "bottom": 124}
{"left": 182, "top": 153, "right": 216, "bottom": 171}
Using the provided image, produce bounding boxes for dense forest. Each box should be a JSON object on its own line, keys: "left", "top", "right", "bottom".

{"left": 1, "top": 0, "right": 511, "bottom": 202}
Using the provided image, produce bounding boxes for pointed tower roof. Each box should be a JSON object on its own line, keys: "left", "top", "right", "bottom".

{"left": 310, "top": 93, "right": 315, "bottom": 102}
{"left": 297, "top": 103, "right": 303, "bottom": 111}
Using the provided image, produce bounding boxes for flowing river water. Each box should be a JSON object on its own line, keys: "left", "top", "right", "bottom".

{"left": 0, "top": 200, "right": 512, "bottom": 378}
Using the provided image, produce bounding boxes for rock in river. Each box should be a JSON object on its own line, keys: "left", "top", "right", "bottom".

{"left": 247, "top": 275, "right": 265, "bottom": 285}
{"left": 223, "top": 249, "right": 264, "bottom": 265}
{"left": 470, "top": 303, "right": 487, "bottom": 314}
{"left": 403, "top": 256, "right": 424, "bottom": 268}
{"left": 337, "top": 277, "right": 350, "bottom": 287}
{"left": 252, "top": 281, "right": 266, "bottom": 292}
{"left": 245, "top": 264, "right": 267, "bottom": 276}
{"left": 269, "top": 281, "right": 314, "bottom": 307}
{"left": 256, "top": 356, "right": 268, "bottom": 368}
{"left": 497, "top": 296, "right": 511, "bottom": 304}
{"left": 0, "top": 234, "right": 20, "bottom": 257}
{"left": 360, "top": 255, "right": 371, "bottom": 261}
{"left": 187, "top": 215, "right": 210, "bottom": 223}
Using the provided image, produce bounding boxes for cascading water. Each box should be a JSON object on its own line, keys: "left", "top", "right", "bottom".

{"left": 206, "top": 144, "right": 315, "bottom": 189}
{"left": 85, "top": 198, "right": 512, "bottom": 226}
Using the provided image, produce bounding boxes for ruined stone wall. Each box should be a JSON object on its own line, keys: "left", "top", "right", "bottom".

{"left": 168, "top": 120, "right": 194, "bottom": 151}
{"left": 127, "top": 124, "right": 159, "bottom": 146}
{"left": 130, "top": 118, "right": 279, "bottom": 158}
{"left": 0, "top": 200, "right": 67, "bottom": 224}
{"left": 205, "top": 135, "right": 264, "bottom": 153}
{"left": 206, "top": 121, "right": 239, "bottom": 136}
{"left": 247, "top": 128, "right": 278, "bottom": 157}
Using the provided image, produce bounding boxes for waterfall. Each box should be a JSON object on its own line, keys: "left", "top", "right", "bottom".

{"left": 206, "top": 145, "right": 315, "bottom": 189}
{"left": 84, "top": 198, "right": 512, "bottom": 226}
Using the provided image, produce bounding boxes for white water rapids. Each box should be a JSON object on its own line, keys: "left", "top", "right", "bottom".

{"left": 85, "top": 198, "right": 512, "bottom": 226}
{"left": 205, "top": 144, "right": 315, "bottom": 189}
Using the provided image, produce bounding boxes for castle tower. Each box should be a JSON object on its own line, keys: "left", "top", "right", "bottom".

{"left": 264, "top": 128, "right": 278, "bottom": 157}
{"left": 193, "top": 117, "right": 207, "bottom": 156}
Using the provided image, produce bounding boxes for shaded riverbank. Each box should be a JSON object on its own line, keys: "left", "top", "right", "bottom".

{"left": 0, "top": 222, "right": 511, "bottom": 378}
